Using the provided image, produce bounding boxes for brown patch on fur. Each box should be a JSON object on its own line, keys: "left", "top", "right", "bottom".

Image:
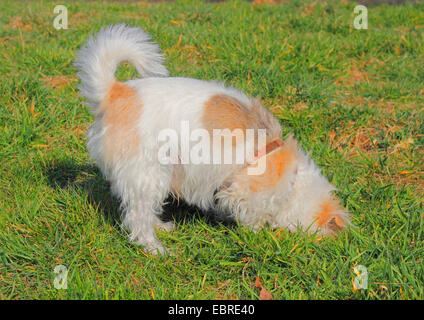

{"left": 203, "top": 94, "right": 257, "bottom": 166}
{"left": 202, "top": 94, "right": 280, "bottom": 155}
{"left": 232, "top": 136, "right": 298, "bottom": 193}
{"left": 315, "top": 197, "right": 345, "bottom": 232}
{"left": 101, "top": 82, "right": 142, "bottom": 161}
{"left": 248, "top": 137, "right": 297, "bottom": 192}
{"left": 203, "top": 94, "right": 256, "bottom": 133}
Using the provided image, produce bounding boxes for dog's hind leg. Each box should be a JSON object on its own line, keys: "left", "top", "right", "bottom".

{"left": 120, "top": 166, "right": 172, "bottom": 255}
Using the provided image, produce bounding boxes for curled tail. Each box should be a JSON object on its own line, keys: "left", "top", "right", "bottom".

{"left": 74, "top": 24, "right": 168, "bottom": 110}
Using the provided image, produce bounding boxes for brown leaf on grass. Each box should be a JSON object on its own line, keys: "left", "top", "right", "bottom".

{"left": 259, "top": 287, "right": 273, "bottom": 300}
{"left": 398, "top": 171, "right": 414, "bottom": 175}
{"left": 254, "top": 276, "right": 262, "bottom": 288}
{"left": 253, "top": 276, "right": 273, "bottom": 300}
{"left": 30, "top": 103, "right": 41, "bottom": 118}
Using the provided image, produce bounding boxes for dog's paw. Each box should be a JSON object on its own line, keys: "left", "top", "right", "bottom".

{"left": 136, "top": 238, "right": 168, "bottom": 255}
{"left": 154, "top": 220, "right": 175, "bottom": 232}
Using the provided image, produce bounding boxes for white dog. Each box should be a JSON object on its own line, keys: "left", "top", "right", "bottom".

{"left": 75, "top": 24, "right": 350, "bottom": 254}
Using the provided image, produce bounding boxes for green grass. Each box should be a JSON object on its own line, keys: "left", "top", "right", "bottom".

{"left": 1, "top": 0, "right": 423, "bottom": 299}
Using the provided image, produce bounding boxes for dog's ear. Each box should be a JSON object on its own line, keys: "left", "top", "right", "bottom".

{"left": 230, "top": 138, "right": 298, "bottom": 194}
{"left": 327, "top": 216, "right": 345, "bottom": 232}
{"left": 314, "top": 196, "right": 349, "bottom": 232}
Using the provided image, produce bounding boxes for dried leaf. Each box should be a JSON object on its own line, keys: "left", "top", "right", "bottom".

{"left": 254, "top": 276, "right": 262, "bottom": 288}
{"left": 259, "top": 287, "right": 273, "bottom": 300}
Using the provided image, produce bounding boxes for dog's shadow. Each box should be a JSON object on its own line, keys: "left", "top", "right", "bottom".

{"left": 43, "top": 159, "right": 235, "bottom": 231}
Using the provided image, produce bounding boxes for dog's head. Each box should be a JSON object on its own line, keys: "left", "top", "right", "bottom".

{"left": 216, "top": 136, "right": 350, "bottom": 233}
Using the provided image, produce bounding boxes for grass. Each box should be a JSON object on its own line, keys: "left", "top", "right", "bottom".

{"left": 0, "top": 0, "right": 423, "bottom": 300}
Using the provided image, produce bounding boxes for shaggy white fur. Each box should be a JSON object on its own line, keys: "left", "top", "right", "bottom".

{"left": 75, "top": 24, "right": 350, "bottom": 254}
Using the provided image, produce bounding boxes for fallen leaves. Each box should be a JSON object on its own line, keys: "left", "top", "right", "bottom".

{"left": 252, "top": 276, "right": 273, "bottom": 300}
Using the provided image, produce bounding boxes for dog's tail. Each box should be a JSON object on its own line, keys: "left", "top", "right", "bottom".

{"left": 74, "top": 24, "right": 168, "bottom": 109}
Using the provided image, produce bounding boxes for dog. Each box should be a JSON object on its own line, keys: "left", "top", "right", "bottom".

{"left": 75, "top": 24, "right": 350, "bottom": 254}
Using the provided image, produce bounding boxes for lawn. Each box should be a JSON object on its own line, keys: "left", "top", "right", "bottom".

{"left": 0, "top": 0, "right": 423, "bottom": 299}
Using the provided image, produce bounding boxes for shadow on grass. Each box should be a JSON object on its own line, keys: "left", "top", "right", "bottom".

{"left": 43, "top": 159, "right": 236, "bottom": 230}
